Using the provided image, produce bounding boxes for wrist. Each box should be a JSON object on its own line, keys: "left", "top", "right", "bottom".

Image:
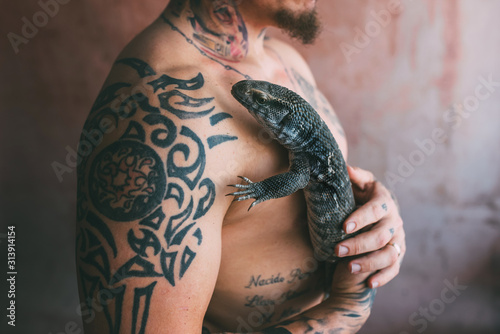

{"left": 327, "top": 287, "right": 377, "bottom": 318}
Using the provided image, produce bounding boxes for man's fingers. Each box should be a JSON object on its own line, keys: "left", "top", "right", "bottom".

{"left": 343, "top": 164, "right": 406, "bottom": 289}
{"left": 347, "top": 243, "right": 400, "bottom": 274}
{"left": 336, "top": 221, "right": 395, "bottom": 257}
{"left": 343, "top": 196, "right": 392, "bottom": 234}
{"left": 347, "top": 165, "right": 375, "bottom": 191}
{"left": 367, "top": 262, "right": 401, "bottom": 289}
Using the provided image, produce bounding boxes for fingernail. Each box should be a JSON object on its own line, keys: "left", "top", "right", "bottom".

{"left": 372, "top": 281, "right": 379, "bottom": 288}
{"left": 351, "top": 263, "right": 361, "bottom": 273}
{"left": 346, "top": 222, "right": 356, "bottom": 233}
{"left": 338, "top": 245, "right": 348, "bottom": 256}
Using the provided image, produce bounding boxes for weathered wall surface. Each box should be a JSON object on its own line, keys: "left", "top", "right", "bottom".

{"left": 1, "top": 0, "right": 499, "bottom": 333}
{"left": 288, "top": 1, "right": 500, "bottom": 333}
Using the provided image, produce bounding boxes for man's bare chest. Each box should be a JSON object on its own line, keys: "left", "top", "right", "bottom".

{"left": 206, "top": 191, "right": 328, "bottom": 332}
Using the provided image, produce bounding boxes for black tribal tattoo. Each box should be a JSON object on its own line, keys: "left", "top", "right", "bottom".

{"left": 76, "top": 57, "right": 236, "bottom": 333}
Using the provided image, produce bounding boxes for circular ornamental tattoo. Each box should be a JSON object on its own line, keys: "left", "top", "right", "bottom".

{"left": 89, "top": 140, "right": 166, "bottom": 221}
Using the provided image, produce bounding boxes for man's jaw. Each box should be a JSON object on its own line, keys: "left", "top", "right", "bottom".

{"left": 273, "top": 6, "right": 322, "bottom": 45}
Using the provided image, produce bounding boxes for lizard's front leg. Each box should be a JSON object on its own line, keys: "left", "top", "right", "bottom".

{"left": 227, "top": 154, "right": 310, "bottom": 210}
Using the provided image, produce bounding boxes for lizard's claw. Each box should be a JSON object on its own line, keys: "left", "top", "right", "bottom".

{"left": 227, "top": 176, "right": 267, "bottom": 210}
{"left": 237, "top": 175, "right": 253, "bottom": 184}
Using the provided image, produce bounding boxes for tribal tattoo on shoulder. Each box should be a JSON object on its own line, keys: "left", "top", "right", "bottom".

{"left": 76, "top": 57, "right": 235, "bottom": 333}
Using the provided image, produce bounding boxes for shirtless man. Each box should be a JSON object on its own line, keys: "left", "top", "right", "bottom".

{"left": 76, "top": 1, "right": 406, "bottom": 333}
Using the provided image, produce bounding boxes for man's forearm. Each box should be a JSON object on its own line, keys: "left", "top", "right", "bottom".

{"left": 214, "top": 286, "right": 376, "bottom": 334}
{"left": 259, "top": 287, "right": 376, "bottom": 334}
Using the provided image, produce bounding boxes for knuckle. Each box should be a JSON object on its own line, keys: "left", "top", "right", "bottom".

{"left": 389, "top": 249, "right": 399, "bottom": 264}
{"left": 394, "top": 265, "right": 401, "bottom": 276}
{"left": 376, "top": 231, "right": 391, "bottom": 248}
{"left": 375, "top": 179, "right": 390, "bottom": 193}
{"left": 370, "top": 203, "right": 384, "bottom": 221}
{"left": 366, "top": 172, "right": 376, "bottom": 183}
{"left": 394, "top": 216, "right": 404, "bottom": 228}
{"left": 360, "top": 261, "right": 371, "bottom": 272}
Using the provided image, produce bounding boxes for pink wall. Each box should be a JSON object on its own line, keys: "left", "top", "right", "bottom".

{"left": 1, "top": 1, "right": 499, "bottom": 333}
{"left": 289, "top": 1, "right": 500, "bottom": 333}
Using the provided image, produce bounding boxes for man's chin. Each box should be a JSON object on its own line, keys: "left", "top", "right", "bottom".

{"left": 274, "top": 8, "right": 322, "bottom": 45}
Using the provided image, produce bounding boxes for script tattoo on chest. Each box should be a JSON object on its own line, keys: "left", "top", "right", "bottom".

{"left": 76, "top": 57, "right": 236, "bottom": 333}
{"left": 244, "top": 268, "right": 315, "bottom": 290}
{"left": 241, "top": 267, "right": 316, "bottom": 327}
{"left": 245, "top": 289, "right": 310, "bottom": 308}
{"left": 245, "top": 273, "right": 285, "bottom": 289}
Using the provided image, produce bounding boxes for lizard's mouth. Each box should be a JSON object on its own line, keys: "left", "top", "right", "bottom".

{"left": 231, "top": 87, "right": 262, "bottom": 119}
{"left": 231, "top": 86, "right": 251, "bottom": 108}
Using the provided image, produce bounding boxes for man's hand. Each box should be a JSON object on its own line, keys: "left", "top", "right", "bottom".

{"left": 334, "top": 165, "right": 406, "bottom": 289}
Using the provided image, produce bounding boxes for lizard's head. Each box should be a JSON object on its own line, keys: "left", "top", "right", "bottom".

{"left": 231, "top": 80, "right": 313, "bottom": 146}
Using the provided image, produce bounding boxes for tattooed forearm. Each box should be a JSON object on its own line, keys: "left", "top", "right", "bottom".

{"left": 277, "top": 307, "right": 302, "bottom": 322}
{"left": 255, "top": 286, "right": 376, "bottom": 334}
{"left": 234, "top": 263, "right": 375, "bottom": 333}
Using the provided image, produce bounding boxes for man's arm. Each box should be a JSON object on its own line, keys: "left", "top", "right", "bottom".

{"left": 258, "top": 262, "right": 376, "bottom": 334}
{"left": 76, "top": 59, "right": 231, "bottom": 333}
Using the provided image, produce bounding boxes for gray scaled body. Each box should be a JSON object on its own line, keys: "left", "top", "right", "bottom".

{"left": 229, "top": 80, "right": 356, "bottom": 262}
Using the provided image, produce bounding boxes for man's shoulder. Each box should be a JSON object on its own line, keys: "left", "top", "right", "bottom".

{"left": 100, "top": 19, "right": 210, "bottom": 86}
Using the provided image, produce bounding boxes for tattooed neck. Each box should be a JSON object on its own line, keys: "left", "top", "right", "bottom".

{"left": 165, "top": 0, "right": 249, "bottom": 62}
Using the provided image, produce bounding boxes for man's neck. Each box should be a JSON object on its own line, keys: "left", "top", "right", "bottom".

{"left": 163, "top": 0, "right": 267, "bottom": 63}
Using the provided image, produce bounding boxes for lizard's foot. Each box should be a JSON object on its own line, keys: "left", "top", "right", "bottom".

{"left": 227, "top": 176, "right": 269, "bottom": 210}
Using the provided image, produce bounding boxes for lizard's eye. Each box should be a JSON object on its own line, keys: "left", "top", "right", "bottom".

{"left": 254, "top": 92, "right": 269, "bottom": 105}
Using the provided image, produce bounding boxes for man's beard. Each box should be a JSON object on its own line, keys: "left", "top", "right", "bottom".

{"left": 274, "top": 8, "right": 321, "bottom": 45}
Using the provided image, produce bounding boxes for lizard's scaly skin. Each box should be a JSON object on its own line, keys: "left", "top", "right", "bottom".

{"left": 229, "top": 80, "right": 355, "bottom": 262}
